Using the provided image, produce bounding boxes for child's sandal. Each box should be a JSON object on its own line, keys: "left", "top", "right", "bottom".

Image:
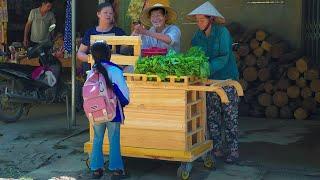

{"left": 92, "top": 168, "right": 104, "bottom": 179}
{"left": 110, "top": 169, "right": 130, "bottom": 180}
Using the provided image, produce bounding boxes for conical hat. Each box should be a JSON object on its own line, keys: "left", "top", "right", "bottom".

{"left": 140, "top": 3, "right": 177, "bottom": 27}
{"left": 188, "top": 1, "right": 225, "bottom": 24}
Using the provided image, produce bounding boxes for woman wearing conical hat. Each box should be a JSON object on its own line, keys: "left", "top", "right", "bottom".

{"left": 132, "top": 2, "right": 181, "bottom": 52}
{"left": 188, "top": 1, "right": 240, "bottom": 164}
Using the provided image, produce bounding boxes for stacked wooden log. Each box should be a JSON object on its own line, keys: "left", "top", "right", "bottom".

{"left": 227, "top": 22, "right": 320, "bottom": 120}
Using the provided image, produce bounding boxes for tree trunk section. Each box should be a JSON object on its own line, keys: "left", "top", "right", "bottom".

{"left": 250, "top": 39, "right": 260, "bottom": 50}
{"left": 237, "top": 44, "right": 250, "bottom": 57}
{"left": 258, "top": 68, "right": 270, "bottom": 81}
{"left": 273, "top": 91, "right": 289, "bottom": 107}
{"left": 287, "top": 85, "right": 300, "bottom": 99}
{"left": 305, "top": 69, "right": 319, "bottom": 80}
{"left": 276, "top": 78, "right": 290, "bottom": 91}
{"left": 310, "top": 80, "right": 320, "bottom": 92}
{"left": 256, "top": 30, "right": 267, "bottom": 41}
{"left": 244, "top": 54, "right": 257, "bottom": 66}
{"left": 258, "top": 93, "right": 272, "bottom": 107}
{"left": 265, "top": 105, "right": 279, "bottom": 118}
{"left": 261, "top": 41, "right": 272, "bottom": 52}
{"left": 296, "top": 78, "right": 307, "bottom": 88}
{"left": 243, "top": 67, "right": 258, "bottom": 82}
{"left": 264, "top": 81, "right": 274, "bottom": 94}
{"left": 287, "top": 67, "right": 300, "bottom": 80}
{"left": 301, "top": 87, "right": 313, "bottom": 99}
{"left": 295, "top": 57, "right": 308, "bottom": 73}
{"left": 294, "top": 108, "right": 308, "bottom": 120}
{"left": 253, "top": 47, "right": 264, "bottom": 57}
{"left": 256, "top": 56, "right": 269, "bottom": 68}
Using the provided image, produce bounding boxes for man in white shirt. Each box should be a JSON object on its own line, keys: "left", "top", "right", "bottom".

{"left": 24, "top": 0, "right": 56, "bottom": 47}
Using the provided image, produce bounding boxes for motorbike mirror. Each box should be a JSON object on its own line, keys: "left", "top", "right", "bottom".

{"left": 49, "top": 24, "right": 56, "bottom": 32}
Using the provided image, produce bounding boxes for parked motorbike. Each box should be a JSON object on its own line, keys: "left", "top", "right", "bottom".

{"left": 0, "top": 24, "right": 70, "bottom": 123}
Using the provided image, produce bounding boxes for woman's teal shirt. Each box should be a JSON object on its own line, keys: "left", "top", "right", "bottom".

{"left": 191, "top": 24, "right": 239, "bottom": 80}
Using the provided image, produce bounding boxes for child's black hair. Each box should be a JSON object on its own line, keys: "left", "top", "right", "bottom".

{"left": 90, "top": 41, "right": 113, "bottom": 89}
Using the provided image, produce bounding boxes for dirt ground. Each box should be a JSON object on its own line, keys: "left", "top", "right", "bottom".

{"left": 0, "top": 104, "right": 320, "bottom": 180}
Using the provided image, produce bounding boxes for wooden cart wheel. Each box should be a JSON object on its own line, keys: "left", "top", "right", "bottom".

{"left": 204, "top": 155, "right": 215, "bottom": 169}
{"left": 177, "top": 166, "right": 190, "bottom": 180}
{"left": 177, "top": 162, "right": 192, "bottom": 180}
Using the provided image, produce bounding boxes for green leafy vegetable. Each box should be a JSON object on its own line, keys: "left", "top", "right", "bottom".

{"left": 135, "top": 47, "right": 210, "bottom": 80}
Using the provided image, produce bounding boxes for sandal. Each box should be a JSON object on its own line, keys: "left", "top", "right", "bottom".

{"left": 110, "top": 169, "right": 130, "bottom": 180}
{"left": 92, "top": 168, "right": 104, "bottom": 179}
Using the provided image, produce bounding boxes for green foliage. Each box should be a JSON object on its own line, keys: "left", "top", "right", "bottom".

{"left": 127, "top": 0, "right": 145, "bottom": 22}
{"left": 135, "top": 47, "right": 210, "bottom": 80}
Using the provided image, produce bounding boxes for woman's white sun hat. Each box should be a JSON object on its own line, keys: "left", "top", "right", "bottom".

{"left": 188, "top": 1, "right": 226, "bottom": 24}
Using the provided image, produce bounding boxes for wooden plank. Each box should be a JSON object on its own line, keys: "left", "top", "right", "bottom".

{"left": 124, "top": 112, "right": 185, "bottom": 124}
{"left": 191, "top": 119, "right": 197, "bottom": 132}
{"left": 134, "top": 43, "right": 141, "bottom": 56}
{"left": 125, "top": 106, "right": 185, "bottom": 115}
{"left": 111, "top": 54, "right": 139, "bottom": 65}
{"left": 90, "top": 35, "right": 142, "bottom": 46}
{"left": 124, "top": 73, "right": 199, "bottom": 85}
{"left": 186, "top": 113, "right": 202, "bottom": 122}
{"left": 128, "top": 88, "right": 186, "bottom": 106}
{"left": 88, "top": 54, "right": 138, "bottom": 66}
{"left": 84, "top": 140, "right": 213, "bottom": 162}
{"left": 187, "top": 99, "right": 202, "bottom": 106}
{"left": 122, "top": 119, "right": 185, "bottom": 131}
{"left": 127, "top": 83, "right": 231, "bottom": 103}
{"left": 187, "top": 127, "right": 203, "bottom": 136}
{"left": 115, "top": 129, "right": 187, "bottom": 150}
{"left": 88, "top": 36, "right": 141, "bottom": 67}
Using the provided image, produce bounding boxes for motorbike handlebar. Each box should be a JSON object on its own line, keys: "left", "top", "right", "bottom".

{"left": 27, "top": 41, "right": 53, "bottom": 59}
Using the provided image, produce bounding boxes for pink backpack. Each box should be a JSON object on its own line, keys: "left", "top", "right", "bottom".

{"left": 82, "top": 72, "right": 117, "bottom": 125}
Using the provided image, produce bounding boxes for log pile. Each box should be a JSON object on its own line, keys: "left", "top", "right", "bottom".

{"left": 228, "top": 23, "right": 320, "bottom": 120}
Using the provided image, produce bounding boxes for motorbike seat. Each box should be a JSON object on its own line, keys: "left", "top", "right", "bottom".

{"left": 0, "top": 63, "right": 37, "bottom": 78}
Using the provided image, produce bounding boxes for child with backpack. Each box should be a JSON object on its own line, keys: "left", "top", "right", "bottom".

{"left": 83, "top": 41, "right": 130, "bottom": 179}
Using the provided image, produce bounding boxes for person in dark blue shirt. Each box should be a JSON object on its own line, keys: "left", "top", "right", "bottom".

{"left": 77, "top": 2, "right": 126, "bottom": 67}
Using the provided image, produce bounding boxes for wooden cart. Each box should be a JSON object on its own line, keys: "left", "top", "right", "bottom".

{"left": 83, "top": 36, "right": 244, "bottom": 179}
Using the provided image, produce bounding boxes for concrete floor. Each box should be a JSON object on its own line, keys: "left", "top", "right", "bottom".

{"left": 0, "top": 104, "right": 319, "bottom": 180}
